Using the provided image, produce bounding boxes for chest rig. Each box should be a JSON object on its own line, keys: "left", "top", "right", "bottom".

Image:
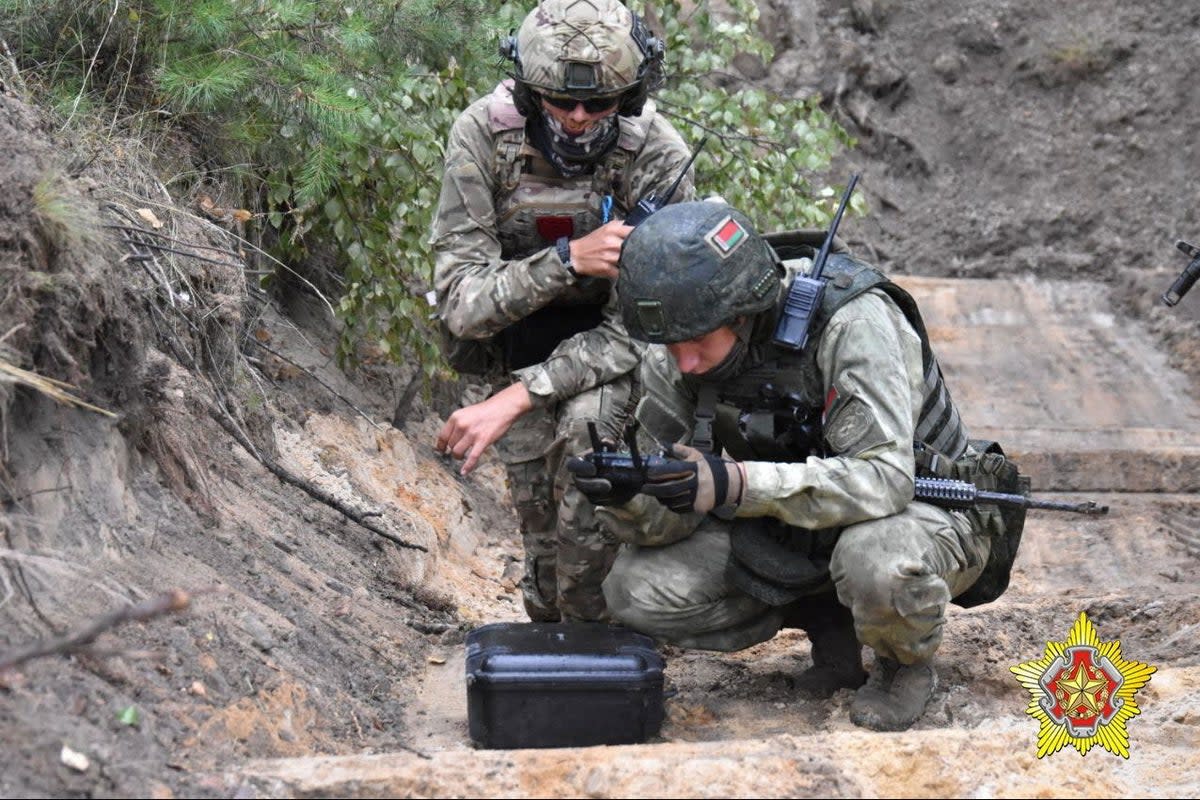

{"left": 682, "top": 248, "right": 974, "bottom": 607}
{"left": 690, "top": 251, "right": 969, "bottom": 467}
{"left": 486, "top": 85, "right": 653, "bottom": 368}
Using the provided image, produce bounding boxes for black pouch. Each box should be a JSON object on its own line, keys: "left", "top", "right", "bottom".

{"left": 725, "top": 517, "right": 838, "bottom": 606}
{"left": 949, "top": 440, "right": 1030, "bottom": 608}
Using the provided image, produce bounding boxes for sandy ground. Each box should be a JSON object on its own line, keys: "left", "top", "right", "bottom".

{"left": 4, "top": 0, "right": 1200, "bottom": 797}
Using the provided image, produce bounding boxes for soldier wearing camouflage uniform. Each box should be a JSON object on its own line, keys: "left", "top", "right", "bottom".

{"left": 433, "top": 0, "right": 694, "bottom": 622}
{"left": 569, "top": 200, "right": 1011, "bottom": 731}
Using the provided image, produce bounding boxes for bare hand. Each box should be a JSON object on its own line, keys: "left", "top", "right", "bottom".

{"left": 568, "top": 220, "right": 633, "bottom": 281}
{"left": 435, "top": 382, "right": 533, "bottom": 475}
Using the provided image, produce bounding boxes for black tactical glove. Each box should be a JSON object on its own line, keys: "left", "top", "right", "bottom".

{"left": 566, "top": 454, "right": 642, "bottom": 507}
{"left": 642, "top": 443, "right": 744, "bottom": 515}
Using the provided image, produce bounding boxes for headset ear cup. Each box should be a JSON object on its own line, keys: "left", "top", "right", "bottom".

{"left": 618, "top": 84, "right": 649, "bottom": 117}
{"left": 499, "top": 34, "right": 517, "bottom": 61}
{"left": 642, "top": 36, "right": 665, "bottom": 92}
{"left": 620, "top": 16, "right": 664, "bottom": 116}
{"left": 512, "top": 80, "right": 536, "bottom": 118}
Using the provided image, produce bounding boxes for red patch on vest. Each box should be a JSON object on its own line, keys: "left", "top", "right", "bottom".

{"left": 536, "top": 216, "right": 574, "bottom": 242}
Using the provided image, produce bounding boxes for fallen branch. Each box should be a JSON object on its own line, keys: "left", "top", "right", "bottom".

{"left": 0, "top": 589, "right": 192, "bottom": 672}
{"left": 208, "top": 401, "right": 427, "bottom": 552}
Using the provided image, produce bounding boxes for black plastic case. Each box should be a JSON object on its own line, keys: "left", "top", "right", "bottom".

{"left": 465, "top": 622, "right": 665, "bottom": 749}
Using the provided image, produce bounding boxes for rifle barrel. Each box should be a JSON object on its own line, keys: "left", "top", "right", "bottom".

{"left": 972, "top": 488, "right": 1108, "bottom": 515}
{"left": 914, "top": 477, "right": 1109, "bottom": 515}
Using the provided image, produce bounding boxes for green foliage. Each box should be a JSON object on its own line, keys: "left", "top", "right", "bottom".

{"left": 2, "top": 0, "right": 850, "bottom": 376}
{"left": 641, "top": 0, "right": 858, "bottom": 228}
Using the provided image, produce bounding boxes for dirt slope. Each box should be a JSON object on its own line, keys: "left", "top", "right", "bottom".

{"left": 2, "top": 0, "right": 1200, "bottom": 798}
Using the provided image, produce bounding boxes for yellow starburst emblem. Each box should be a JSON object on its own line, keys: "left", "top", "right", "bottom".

{"left": 1010, "top": 611, "right": 1156, "bottom": 758}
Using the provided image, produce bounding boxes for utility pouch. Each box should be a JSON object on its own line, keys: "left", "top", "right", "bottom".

{"left": 725, "top": 517, "right": 839, "bottom": 606}
{"left": 946, "top": 439, "right": 1030, "bottom": 608}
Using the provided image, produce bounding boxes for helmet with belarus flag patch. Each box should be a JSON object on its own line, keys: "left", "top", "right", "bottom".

{"left": 618, "top": 200, "right": 783, "bottom": 343}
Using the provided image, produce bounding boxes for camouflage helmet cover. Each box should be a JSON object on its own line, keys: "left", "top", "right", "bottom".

{"left": 619, "top": 201, "right": 782, "bottom": 343}
{"left": 514, "top": 0, "right": 651, "bottom": 97}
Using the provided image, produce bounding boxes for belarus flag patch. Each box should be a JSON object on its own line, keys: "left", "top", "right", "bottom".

{"left": 704, "top": 215, "right": 748, "bottom": 258}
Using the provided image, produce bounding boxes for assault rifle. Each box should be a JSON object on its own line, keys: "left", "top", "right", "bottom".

{"left": 622, "top": 136, "right": 708, "bottom": 227}
{"left": 582, "top": 423, "right": 1108, "bottom": 516}
{"left": 1162, "top": 239, "right": 1200, "bottom": 307}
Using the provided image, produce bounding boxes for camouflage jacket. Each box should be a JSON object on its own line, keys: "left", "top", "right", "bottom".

{"left": 601, "top": 258, "right": 969, "bottom": 545}
{"left": 431, "top": 80, "right": 693, "bottom": 406}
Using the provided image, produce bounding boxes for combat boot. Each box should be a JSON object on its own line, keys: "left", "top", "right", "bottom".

{"left": 782, "top": 595, "right": 867, "bottom": 698}
{"left": 849, "top": 656, "right": 937, "bottom": 731}
{"left": 520, "top": 573, "right": 561, "bottom": 623}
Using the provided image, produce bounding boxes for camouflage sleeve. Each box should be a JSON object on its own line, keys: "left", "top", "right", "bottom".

{"left": 737, "top": 290, "right": 921, "bottom": 528}
{"left": 431, "top": 102, "right": 575, "bottom": 341}
{"left": 596, "top": 344, "right": 706, "bottom": 546}
{"left": 512, "top": 287, "right": 639, "bottom": 406}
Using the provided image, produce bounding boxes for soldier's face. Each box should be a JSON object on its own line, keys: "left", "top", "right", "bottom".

{"left": 539, "top": 95, "right": 620, "bottom": 136}
{"left": 666, "top": 325, "right": 739, "bottom": 375}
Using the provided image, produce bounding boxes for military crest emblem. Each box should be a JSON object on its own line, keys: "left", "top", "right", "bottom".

{"left": 1010, "top": 611, "right": 1156, "bottom": 758}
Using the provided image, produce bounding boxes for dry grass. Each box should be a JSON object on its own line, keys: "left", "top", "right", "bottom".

{"left": 0, "top": 357, "right": 116, "bottom": 418}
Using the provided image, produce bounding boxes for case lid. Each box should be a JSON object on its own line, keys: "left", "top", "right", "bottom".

{"left": 466, "top": 622, "right": 664, "bottom": 687}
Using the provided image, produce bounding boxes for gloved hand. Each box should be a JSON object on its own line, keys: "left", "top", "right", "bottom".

{"left": 642, "top": 443, "right": 745, "bottom": 515}
{"left": 566, "top": 454, "right": 642, "bottom": 507}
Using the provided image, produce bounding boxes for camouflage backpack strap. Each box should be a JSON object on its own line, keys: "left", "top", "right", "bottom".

{"left": 493, "top": 130, "right": 525, "bottom": 196}
{"left": 600, "top": 100, "right": 654, "bottom": 210}
{"left": 487, "top": 80, "right": 528, "bottom": 196}
{"left": 592, "top": 147, "right": 633, "bottom": 208}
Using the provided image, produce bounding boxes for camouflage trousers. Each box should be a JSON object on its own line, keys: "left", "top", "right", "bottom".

{"left": 602, "top": 502, "right": 990, "bottom": 661}
{"left": 496, "top": 376, "right": 634, "bottom": 622}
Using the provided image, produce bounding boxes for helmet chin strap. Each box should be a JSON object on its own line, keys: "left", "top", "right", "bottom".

{"left": 526, "top": 109, "right": 620, "bottom": 177}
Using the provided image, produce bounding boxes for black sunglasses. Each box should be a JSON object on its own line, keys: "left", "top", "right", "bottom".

{"left": 539, "top": 92, "right": 620, "bottom": 114}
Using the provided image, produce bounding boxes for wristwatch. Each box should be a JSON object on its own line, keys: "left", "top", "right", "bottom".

{"left": 556, "top": 236, "right": 578, "bottom": 279}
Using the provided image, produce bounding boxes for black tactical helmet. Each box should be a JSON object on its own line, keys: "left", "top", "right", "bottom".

{"left": 619, "top": 201, "right": 782, "bottom": 343}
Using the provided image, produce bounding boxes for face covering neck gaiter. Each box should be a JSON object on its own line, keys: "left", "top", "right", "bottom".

{"left": 526, "top": 110, "right": 620, "bottom": 177}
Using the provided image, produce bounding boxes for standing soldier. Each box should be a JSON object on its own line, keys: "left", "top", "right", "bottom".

{"left": 571, "top": 200, "right": 1023, "bottom": 730}
{"left": 432, "top": 0, "right": 695, "bottom": 622}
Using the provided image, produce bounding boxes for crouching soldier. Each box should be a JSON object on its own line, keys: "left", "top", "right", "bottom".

{"left": 569, "top": 200, "right": 1022, "bottom": 730}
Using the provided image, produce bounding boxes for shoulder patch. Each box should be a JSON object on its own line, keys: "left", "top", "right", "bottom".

{"left": 705, "top": 215, "right": 748, "bottom": 258}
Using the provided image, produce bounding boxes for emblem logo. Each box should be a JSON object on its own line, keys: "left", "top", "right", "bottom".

{"left": 704, "top": 215, "right": 747, "bottom": 258}
{"left": 1010, "top": 611, "right": 1156, "bottom": 758}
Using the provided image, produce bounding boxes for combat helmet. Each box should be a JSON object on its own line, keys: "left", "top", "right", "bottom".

{"left": 619, "top": 201, "right": 783, "bottom": 343}
{"left": 500, "top": 0, "right": 665, "bottom": 118}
